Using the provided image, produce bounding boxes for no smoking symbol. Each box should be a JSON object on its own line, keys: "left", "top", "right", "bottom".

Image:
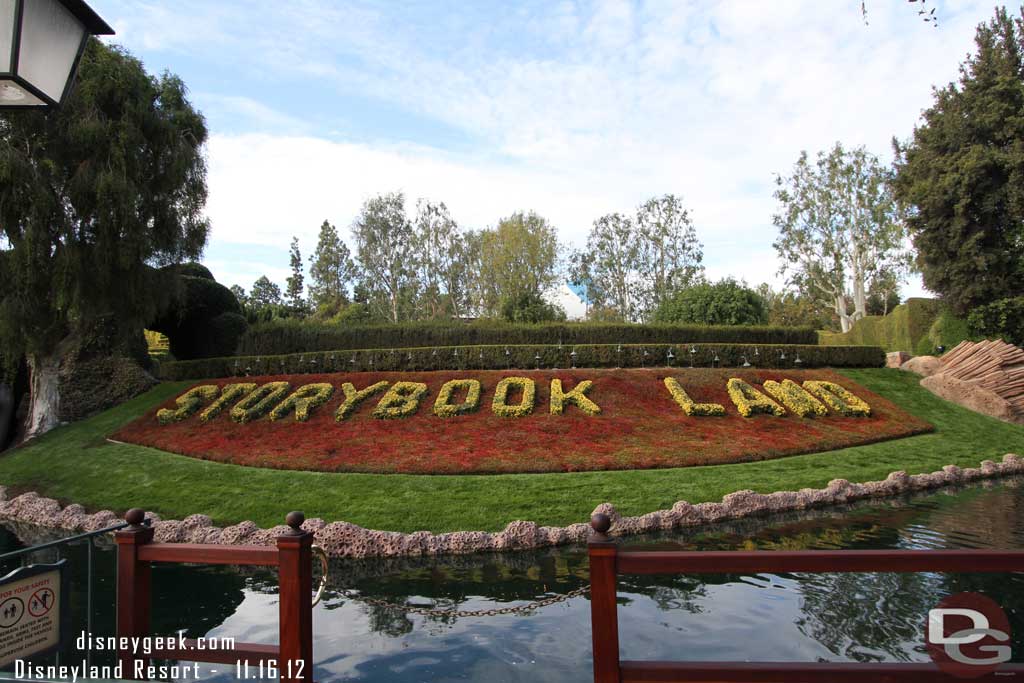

{"left": 28, "top": 588, "right": 54, "bottom": 617}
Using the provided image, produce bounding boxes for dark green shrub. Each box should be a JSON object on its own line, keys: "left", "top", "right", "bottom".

{"left": 654, "top": 279, "right": 768, "bottom": 325}
{"left": 967, "top": 297, "right": 1024, "bottom": 346}
{"left": 159, "top": 342, "right": 884, "bottom": 381}
{"left": 172, "top": 262, "right": 215, "bottom": 280}
{"left": 236, "top": 320, "right": 818, "bottom": 356}
{"left": 500, "top": 292, "right": 566, "bottom": 323}
{"left": 151, "top": 274, "right": 248, "bottom": 359}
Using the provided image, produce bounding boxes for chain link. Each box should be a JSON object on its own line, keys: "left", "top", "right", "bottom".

{"left": 330, "top": 585, "right": 591, "bottom": 618}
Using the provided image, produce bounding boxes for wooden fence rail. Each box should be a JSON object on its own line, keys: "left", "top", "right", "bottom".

{"left": 116, "top": 509, "right": 313, "bottom": 682}
{"left": 587, "top": 513, "right": 1024, "bottom": 683}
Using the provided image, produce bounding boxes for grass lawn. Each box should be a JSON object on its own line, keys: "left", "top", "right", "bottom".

{"left": 0, "top": 368, "right": 1021, "bottom": 533}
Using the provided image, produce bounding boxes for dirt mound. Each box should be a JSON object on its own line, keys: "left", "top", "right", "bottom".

{"left": 921, "top": 374, "right": 1020, "bottom": 424}
{"left": 901, "top": 355, "right": 944, "bottom": 377}
{"left": 920, "top": 340, "right": 1024, "bottom": 424}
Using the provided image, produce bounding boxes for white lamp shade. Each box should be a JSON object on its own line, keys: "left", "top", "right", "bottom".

{"left": 0, "top": 0, "right": 14, "bottom": 73}
{"left": 0, "top": 0, "right": 113, "bottom": 108}
{"left": 19, "top": 0, "right": 86, "bottom": 102}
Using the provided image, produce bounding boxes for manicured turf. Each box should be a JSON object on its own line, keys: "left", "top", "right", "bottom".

{"left": 0, "top": 369, "right": 1021, "bottom": 533}
{"left": 112, "top": 368, "right": 929, "bottom": 474}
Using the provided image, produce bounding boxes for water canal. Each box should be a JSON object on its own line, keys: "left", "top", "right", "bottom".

{"left": 1, "top": 477, "right": 1022, "bottom": 681}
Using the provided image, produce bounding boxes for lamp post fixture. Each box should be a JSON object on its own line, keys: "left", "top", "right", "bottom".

{"left": 1, "top": 0, "right": 113, "bottom": 109}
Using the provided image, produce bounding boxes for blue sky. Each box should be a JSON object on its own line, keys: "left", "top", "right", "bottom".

{"left": 89, "top": 0, "right": 1000, "bottom": 305}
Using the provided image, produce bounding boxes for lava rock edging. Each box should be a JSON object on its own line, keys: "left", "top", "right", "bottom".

{"left": 0, "top": 454, "right": 1021, "bottom": 558}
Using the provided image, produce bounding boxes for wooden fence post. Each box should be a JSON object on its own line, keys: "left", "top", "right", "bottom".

{"left": 277, "top": 511, "right": 314, "bottom": 683}
{"left": 115, "top": 508, "right": 154, "bottom": 680}
{"left": 589, "top": 513, "right": 621, "bottom": 683}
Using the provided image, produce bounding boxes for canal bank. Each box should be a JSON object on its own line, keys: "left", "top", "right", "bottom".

{"left": 1, "top": 476, "right": 1021, "bottom": 681}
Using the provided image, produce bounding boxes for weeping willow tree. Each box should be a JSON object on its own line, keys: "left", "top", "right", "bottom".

{"left": 0, "top": 40, "right": 209, "bottom": 439}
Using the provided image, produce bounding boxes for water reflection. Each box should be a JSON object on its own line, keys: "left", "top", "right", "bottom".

{"left": 0, "top": 476, "right": 1021, "bottom": 681}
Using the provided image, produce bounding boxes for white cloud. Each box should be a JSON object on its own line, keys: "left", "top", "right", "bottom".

{"left": 95, "top": 0, "right": 995, "bottom": 300}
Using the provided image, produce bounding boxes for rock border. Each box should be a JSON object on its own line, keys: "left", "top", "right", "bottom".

{"left": 0, "top": 454, "right": 1021, "bottom": 558}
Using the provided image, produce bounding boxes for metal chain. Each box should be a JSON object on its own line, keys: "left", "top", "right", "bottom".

{"left": 330, "top": 585, "right": 591, "bottom": 618}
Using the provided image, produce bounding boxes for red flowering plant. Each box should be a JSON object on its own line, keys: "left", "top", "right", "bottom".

{"left": 114, "top": 368, "right": 932, "bottom": 475}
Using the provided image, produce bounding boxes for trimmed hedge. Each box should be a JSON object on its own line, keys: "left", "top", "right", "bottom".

{"left": 159, "top": 343, "right": 885, "bottom": 381}
{"left": 236, "top": 320, "right": 818, "bottom": 356}
{"left": 818, "top": 298, "right": 970, "bottom": 354}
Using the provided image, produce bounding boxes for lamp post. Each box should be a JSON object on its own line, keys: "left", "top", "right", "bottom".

{"left": 1, "top": 0, "right": 113, "bottom": 109}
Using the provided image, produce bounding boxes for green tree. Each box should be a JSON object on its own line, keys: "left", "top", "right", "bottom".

{"left": 478, "top": 211, "right": 560, "bottom": 316}
{"left": 285, "top": 236, "right": 306, "bottom": 310}
{"left": 967, "top": 296, "right": 1024, "bottom": 346}
{"left": 308, "top": 220, "right": 356, "bottom": 312}
{"left": 249, "top": 276, "right": 283, "bottom": 309}
{"left": 413, "top": 200, "right": 468, "bottom": 318}
{"left": 773, "top": 142, "right": 908, "bottom": 333}
{"left": 229, "top": 285, "right": 248, "bottom": 308}
{"left": 572, "top": 195, "right": 703, "bottom": 322}
{"left": 353, "top": 192, "right": 418, "bottom": 323}
{"left": 570, "top": 213, "right": 641, "bottom": 322}
{"left": 0, "top": 41, "right": 209, "bottom": 438}
{"left": 654, "top": 278, "right": 768, "bottom": 325}
{"left": 461, "top": 229, "right": 487, "bottom": 317}
{"left": 892, "top": 6, "right": 1024, "bottom": 315}
{"left": 757, "top": 284, "right": 835, "bottom": 329}
{"left": 500, "top": 292, "right": 566, "bottom": 323}
{"left": 866, "top": 268, "right": 901, "bottom": 316}
{"left": 636, "top": 195, "right": 704, "bottom": 315}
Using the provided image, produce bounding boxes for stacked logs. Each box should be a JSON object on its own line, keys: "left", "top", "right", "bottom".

{"left": 940, "top": 340, "right": 1024, "bottom": 416}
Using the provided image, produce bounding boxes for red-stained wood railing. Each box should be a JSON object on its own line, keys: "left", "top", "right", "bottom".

{"left": 116, "top": 508, "right": 313, "bottom": 682}
{"left": 587, "top": 513, "right": 1024, "bottom": 683}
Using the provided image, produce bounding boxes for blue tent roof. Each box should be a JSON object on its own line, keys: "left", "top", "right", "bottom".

{"left": 566, "top": 280, "right": 589, "bottom": 303}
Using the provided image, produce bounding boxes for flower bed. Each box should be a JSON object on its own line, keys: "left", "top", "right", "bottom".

{"left": 804, "top": 380, "right": 872, "bottom": 417}
{"left": 763, "top": 379, "right": 827, "bottom": 418}
{"left": 492, "top": 377, "right": 536, "bottom": 418}
{"left": 115, "top": 368, "right": 932, "bottom": 474}
{"left": 434, "top": 379, "right": 482, "bottom": 418}
{"left": 726, "top": 378, "right": 785, "bottom": 417}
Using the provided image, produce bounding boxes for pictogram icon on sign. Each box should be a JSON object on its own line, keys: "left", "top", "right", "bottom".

{"left": 28, "top": 588, "right": 54, "bottom": 617}
{"left": 0, "top": 597, "right": 24, "bottom": 627}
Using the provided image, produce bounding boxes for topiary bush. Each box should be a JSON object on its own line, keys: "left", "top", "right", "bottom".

{"left": 150, "top": 266, "right": 248, "bottom": 360}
